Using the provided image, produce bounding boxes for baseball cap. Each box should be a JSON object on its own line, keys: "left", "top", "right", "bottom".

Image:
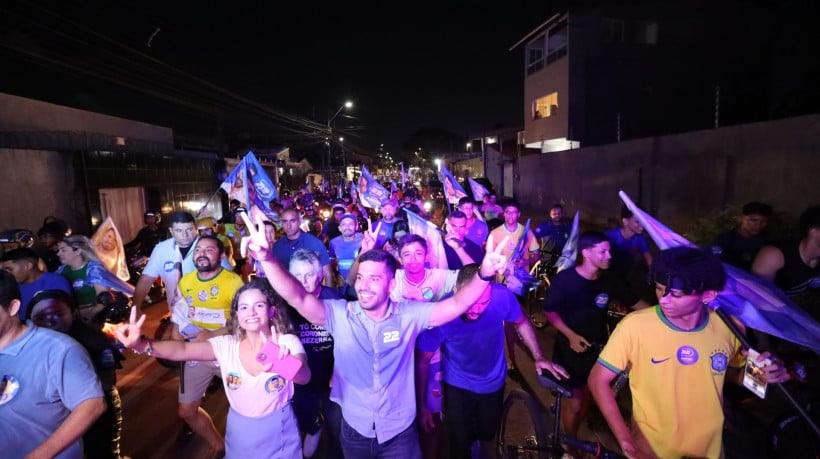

{"left": 332, "top": 204, "right": 346, "bottom": 213}
{"left": 380, "top": 198, "right": 397, "bottom": 208}
{"left": 339, "top": 213, "right": 357, "bottom": 224}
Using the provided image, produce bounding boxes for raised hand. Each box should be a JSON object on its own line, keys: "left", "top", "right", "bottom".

{"left": 240, "top": 212, "right": 273, "bottom": 260}
{"left": 114, "top": 306, "right": 147, "bottom": 349}
{"left": 479, "top": 234, "right": 510, "bottom": 277}
{"left": 360, "top": 219, "right": 382, "bottom": 253}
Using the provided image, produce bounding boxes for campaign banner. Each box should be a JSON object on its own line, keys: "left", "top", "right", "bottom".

{"left": 359, "top": 165, "right": 390, "bottom": 208}
{"left": 439, "top": 163, "right": 468, "bottom": 205}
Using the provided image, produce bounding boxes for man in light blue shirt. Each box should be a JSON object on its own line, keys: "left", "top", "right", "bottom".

{"left": 246, "top": 214, "right": 510, "bottom": 459}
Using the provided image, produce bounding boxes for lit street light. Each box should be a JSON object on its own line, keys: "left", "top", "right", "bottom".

{"left": 327, "top": 100, "right": 353, "bottom": 182}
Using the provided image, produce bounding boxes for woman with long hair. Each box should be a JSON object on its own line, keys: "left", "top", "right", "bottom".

{"left": 57, "top": 235, "right": 134, "bottom": 328}
{"left": 115, "top": 279, "right": 311, "bottom": 458}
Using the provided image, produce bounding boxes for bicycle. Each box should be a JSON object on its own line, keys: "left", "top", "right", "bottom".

{"left": 497, "top": 370, "right": 626, "bottom": 459}
{"left": 524, "top": 250, "right": 558, "bottom": 329}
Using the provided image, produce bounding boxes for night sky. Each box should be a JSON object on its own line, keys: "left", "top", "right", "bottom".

{"left": 0, "top": 1, "right": 559, "bottom": 156}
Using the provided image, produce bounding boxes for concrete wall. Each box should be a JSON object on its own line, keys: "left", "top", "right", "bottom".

{"left": 0, "top": 149, "right": 82, "bottom": 233}
{"left": 489, "top": 114, "right": 820, "bottom": 230}
{"left": 0, "top": 92, "right": 172, "bottom": 143}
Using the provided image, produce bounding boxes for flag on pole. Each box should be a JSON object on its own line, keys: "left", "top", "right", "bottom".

{"left": 619, "top": 190, "right": 820, "bottom": 353}
{"left": 391, "top": 181, "right": 398, "bottom": 194}
{"left": 359, "top": 165, "right": 390, "bottom": 208}
{"left": 404, "top": 209, "right": 448, "bottom": 269}
{"left": 401, "top": 163, "right": 407, "bottom": 187}
{"left": 219, "top": 151, "right": 279, "bottom": 222}
{"left": 439, "top": 163, "right": 468, "bottom": 205}
{"left": 91, "top": 216, "right": 130, "bottom": 282}
{"left": 467, "top": 177, "right": 489, "bottom": 202}
{"left": 555, "top": 211, "right": 580, "bottom": 273}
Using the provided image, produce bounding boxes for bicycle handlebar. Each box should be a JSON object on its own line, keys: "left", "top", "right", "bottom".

{"left": 563, "top": 436, "right": 627, "bottom": 459}
{"left": 537, "top": 370, "right": 573, "bottom": 398}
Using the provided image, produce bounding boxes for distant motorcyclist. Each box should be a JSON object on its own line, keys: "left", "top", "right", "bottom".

{"left": 125, "top": 211, "right": 165, "bottom": 258}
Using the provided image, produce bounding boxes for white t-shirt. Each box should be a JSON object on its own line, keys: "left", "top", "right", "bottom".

{"left": 208, "top": 333, "right": 304, "bottom": 418}
{"left": 390, "top": 268, "right": 458, "bottom": 302}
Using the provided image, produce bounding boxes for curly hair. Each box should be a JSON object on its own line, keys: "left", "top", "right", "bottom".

{"left": 227, "top": 279, "right": 295, "bottom": 339}
{"left": 650, "top": 246, "right": 726, "bottom": 294}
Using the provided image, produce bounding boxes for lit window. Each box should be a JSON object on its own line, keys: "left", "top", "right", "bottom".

{"left": 532, "top": 92, "right": 558, "bottom": 120}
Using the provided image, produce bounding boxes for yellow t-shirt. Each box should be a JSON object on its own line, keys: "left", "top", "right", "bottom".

{"left": 489, "top": 223, "right": 539, "bottom": 260}
{"left": 178, "top": 268, "right": 244, "bottom": 330}
{"left": 597, "top": 306, "right": 744, "bottom": 459}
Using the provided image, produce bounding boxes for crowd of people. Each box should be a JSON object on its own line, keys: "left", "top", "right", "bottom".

{"left": 0, "top": 179, "right": 817, "bottom": 459}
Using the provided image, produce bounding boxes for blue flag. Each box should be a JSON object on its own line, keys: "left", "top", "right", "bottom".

{"left": 391, "top": 181, "right": 398, "bottom": 194}
{"left": 467, "top": 177, "right": 489, "bottom": 202}
{"left": 554, "top": 211, "right": 580, "bottom": 273}
{"left": 404, "top": 209, "right": 448, "bottom": 269}
{"left": 401, "top": 163, "right": 407, "bottom": 188}
{"left": 439, "top": 163, "right": 468, "bottom": 205}
{"left": 619, "top": 190, "right": 820, "bottom": 354}
{"left": 359, "top": 165, "right": 390, "bottom": 208}
{"left": 219, "top": 152, "right": 278, "bottom": 222}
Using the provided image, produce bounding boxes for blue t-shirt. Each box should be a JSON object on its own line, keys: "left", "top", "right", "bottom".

{"left": 417, "top": 284, "right": 520, "bottom": 393}
{"left": 271, "top": 231, "right": 332, "bottom": 268}
{"left": 605, "top": 227, "right": 650, "bottom": 275}
{"left": 18, "top": 272, "right": 73, "bottom": 321}
{"left": 329, "top": 234, "right": 364, "bottom": 280}
{"left": 0, "top": 325, "right": 104, "bottom": 459}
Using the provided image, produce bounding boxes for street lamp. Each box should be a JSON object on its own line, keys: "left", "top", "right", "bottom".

{"left": 327, "top": 100, "right": 353, "bottom": 182}
{"left": 338, "top": 137, "right": 346, "bottom": 181}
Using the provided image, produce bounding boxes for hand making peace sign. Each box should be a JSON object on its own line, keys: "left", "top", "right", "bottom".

{"left": 359, "top": 217, "right": 383, "bottom": 253}
{"left": 479, "top": 234, "right": 511, "bottom": 278}
{"left": 239, "top": 212, "right": 274, "bottom": 261}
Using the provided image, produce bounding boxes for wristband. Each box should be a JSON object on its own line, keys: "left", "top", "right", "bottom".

{"left": 477, "top": 271, "right": 495, "bottom": 282}
{"left": 132, "top": 335, "right": 154, "bottom": 356}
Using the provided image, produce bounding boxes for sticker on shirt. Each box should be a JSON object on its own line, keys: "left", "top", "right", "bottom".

{"left": 0, "top": 375, "right": 20, "bottom": 406}
{"left": 374, "top": 324, "right": 402, "bottom": 353}
{"left": 594, "top": 293, "right": 609, "bottom": 309}
{"left": 710, "top": 351, "right": 729, "bottom": 373}
{"left": 191, "top": 307, "right": 227, "bottom": 326}
{"left": 421, "top": 287, "right": 434, "bottom": 301}
{"left": 676, "top": 346, "right": 699, "bottom": 365}
{"left": 265, "top": 375, "right": 286, "bottom": 393}
{"left": 163, "top": 260, "right": 176, "bottom": 272}
{"left": 72, "top": 279, "right": 86, "bottom": 289}
{"left": 225, "top": 372, "right": 242, "bottom": 390}
{"left": 197, "top": 289, "right": 209, "bottom": 302}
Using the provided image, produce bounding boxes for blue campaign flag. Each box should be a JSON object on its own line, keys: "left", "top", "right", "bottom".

{"left": 554, "top": 211, "right": 580, "bottom": 274}
{"left": 619, "top": 190, "right": 820, "bottom": 353}
{"left": 220, "top": 152, "right": 279, "bottom": 222}
{"left": 439, "top": 163, "right": 468, "bottom": 205}
{"left": 401, "top": 163, "right": 407, "bottom": 187}
{"left": 359, "top": 165, "right": 390, "bottom": 208}
{"left": 391, "top": 181, "right": 398, "bottom": 194}
{"left": 467, "top": 177, "right": 489, "bottom": 202}
{"left": 404, "top": 209, "right": 448, "bottom": 269}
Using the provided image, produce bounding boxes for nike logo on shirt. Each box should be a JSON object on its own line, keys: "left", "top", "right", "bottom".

{"left": 651, "top": 357, "right": 671, "bottom": 364}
